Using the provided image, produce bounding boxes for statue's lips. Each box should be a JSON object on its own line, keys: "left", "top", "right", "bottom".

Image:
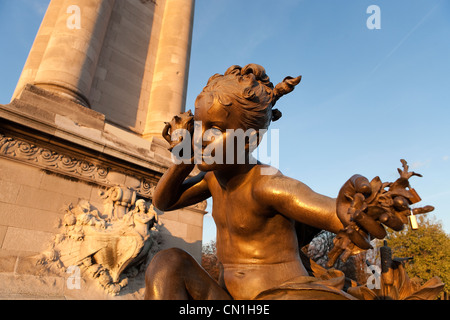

{"left": 201, "top": 155, "right": 215, "bottom": 163}
{"left": 200, "top": 148, "right": 224, "bottom": 163}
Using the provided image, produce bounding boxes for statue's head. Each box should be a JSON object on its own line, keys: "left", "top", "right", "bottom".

{"left": 195, "top": 64, "right": 301, "bottom": 131}
{"left": 135, "top": 199, "right": 147, "bottom": 212}
{"left": 193, "top": 64, "right": 301, "bottom": 171}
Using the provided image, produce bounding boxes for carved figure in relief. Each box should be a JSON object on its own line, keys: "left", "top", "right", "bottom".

{"left": 144, "top": 64, "right": 442, "bottom": 300}
{"left": 39, "top": 185, "right": 161, "bottom": 295}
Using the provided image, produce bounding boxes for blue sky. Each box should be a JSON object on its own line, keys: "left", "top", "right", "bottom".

{"left": 1, "top": 1, "right": 449, "bottom": 244}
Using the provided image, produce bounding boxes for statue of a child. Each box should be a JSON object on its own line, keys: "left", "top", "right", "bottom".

{"left": 144, "top": 64, "right": 425, "bottom": 300}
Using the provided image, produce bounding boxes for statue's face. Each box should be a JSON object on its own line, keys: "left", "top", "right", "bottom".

{"left": 194, "top": 92, "right": 248, "bottom": 172}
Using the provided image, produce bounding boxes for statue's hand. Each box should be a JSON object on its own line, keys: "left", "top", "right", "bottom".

{"left": 329, "top": 174, "right": 388, "bottom": 265}
{"left": 329, "top": 167, "right": 434, "bottom": 268}
{"left": 336, "top": 174, "right": 372, "bottom": 227}
{"left": 328, "top": 161, "right": 435, "bottom": 268}
{"left": 337, "top": 175, "right": 389, "bottom": 240}
{"left": 326, "top": 175, "right": 373, "bottom": 267}
{"left": 327, "top": 230, "right": 365, "bottom": 268}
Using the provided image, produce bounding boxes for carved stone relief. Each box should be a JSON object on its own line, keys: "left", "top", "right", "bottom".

{"left": 38, "top": 185, "right": 162, "bottom": 295}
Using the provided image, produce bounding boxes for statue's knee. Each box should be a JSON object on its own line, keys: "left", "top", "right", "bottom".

{"left": 145, "top": 248, "right": 197, "bottom": 299}
{"left": 145, "top": 248, "right": 193, "bottom": 296}
{"left": 147, "top": 248, "right": 193, "bottom": 275}
{"left": 156, "top": 247, "right": 192, "bottom": 263}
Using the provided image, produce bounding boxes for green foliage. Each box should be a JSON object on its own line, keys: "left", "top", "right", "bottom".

{"left": 385, "top": 214, "right": 450, "bottom": 292}
{"left": 201, "top": 240, "right": 220, "bottom": 281}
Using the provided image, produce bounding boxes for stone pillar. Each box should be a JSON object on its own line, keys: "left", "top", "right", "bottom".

{"left": 143, "top": 0, "right": 195, "bottom": 139}
{"left": 12, "top": 1, "right": 63, "bottom": 101}
{"left": 30, "top": 0, "right": 115, "bottom": 108}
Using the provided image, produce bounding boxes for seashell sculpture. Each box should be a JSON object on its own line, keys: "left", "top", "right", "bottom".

{"left": 162, "top": 110, "right": 194, "bottom": 152}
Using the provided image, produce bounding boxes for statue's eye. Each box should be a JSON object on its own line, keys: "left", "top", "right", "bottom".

{"left": 210, "top": 127, "right": 223, "bottom": 138}
{"left": 211, "top": 126, "right": 223, "bottom": 133}
{"left": 204, "top": 127, "right": 223, "bottom": 142}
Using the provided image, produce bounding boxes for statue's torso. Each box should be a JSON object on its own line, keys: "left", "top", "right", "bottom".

{"left": 205, "top": 165, "right": 309, "bottom": 299}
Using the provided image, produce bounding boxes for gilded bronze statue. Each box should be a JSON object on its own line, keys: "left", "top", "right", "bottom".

{"left": 144, "top": 64, "right": 440, "bottom": 300}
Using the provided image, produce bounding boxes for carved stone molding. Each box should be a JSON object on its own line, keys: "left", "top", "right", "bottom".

{"left": 0, "top": 133, "right": 109, "bottom": 181}
{"left": 188, "top": 200, "right": 208, "bottom": 212}
{"left": 140, "top": 0, "right": 157, "bottom": 4}
{"left": 0, "top": 132, "right": 156, "bottom": 198}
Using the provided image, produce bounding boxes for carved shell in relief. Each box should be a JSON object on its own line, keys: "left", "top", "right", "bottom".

{"left": 162, "top": 110, "right": 194, "bottom": 151}
{"left": 78, "top": 222, "right": 151, "bottom": 283}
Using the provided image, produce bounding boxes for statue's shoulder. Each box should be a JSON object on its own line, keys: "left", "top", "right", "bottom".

{"left": 251, "top": 165, "right": 309, "bottom": 193}
{"left": 253, "top": 163, "right": 283, "bottom": 178}
{"left": 250, "top": 164, "right": 286, "bottom": 190}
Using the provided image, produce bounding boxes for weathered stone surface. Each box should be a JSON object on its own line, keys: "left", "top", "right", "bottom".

{"left": 12, "top": 0, "right": 194, "bottom": 137}
{"left": 0, "top": 0, "right": 202, "bottom": 300}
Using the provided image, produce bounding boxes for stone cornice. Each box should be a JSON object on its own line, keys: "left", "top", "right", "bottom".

{"left": 0, "top": 84, "right": 206, "bottom": 210}
{"left": 0, "top": 131, "right": 157, "bottom": 199}
{"left": 1, "top": 85, "right": 174, "bottom": 175}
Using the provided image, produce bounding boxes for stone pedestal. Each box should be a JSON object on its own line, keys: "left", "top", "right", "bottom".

{"left": 12, "top": 0, "right": 195, "bottom": 137}
{"left": 0, "top": 0, "right": 202, "bottom": 299}
{"left": 0, "top": 84, "right": 206, "bottom": 299}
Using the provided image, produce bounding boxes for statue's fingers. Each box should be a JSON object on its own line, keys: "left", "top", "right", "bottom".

{"left": 340, "top": 248, "right": 353, "bottom": 263}
{"left": 353, "top": 210, "right": 386, "bottom": 239}
{"left": 346, "top": 226, "right": 372, "bottom": 250}
{"left": 327, "top": 231, "right": 352, "bottom": 267}
{"left": 412, "top": 205, "right": 434, "bottom": 215}
{"left": 351, "top": 175, "right": 372, "bottom": 197}
{"left": 327, "top": 246, "right": 343, "bottom": 268}
{"left": 162, "top": 122, "right": 172, "bottom": 144}
{"left": 381, "top": 212, "right": 404, "bottom": 231}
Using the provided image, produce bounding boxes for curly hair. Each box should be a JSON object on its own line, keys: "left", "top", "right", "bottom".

{"left": 196, "top": 64, "right": 302, "bottom": 131}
